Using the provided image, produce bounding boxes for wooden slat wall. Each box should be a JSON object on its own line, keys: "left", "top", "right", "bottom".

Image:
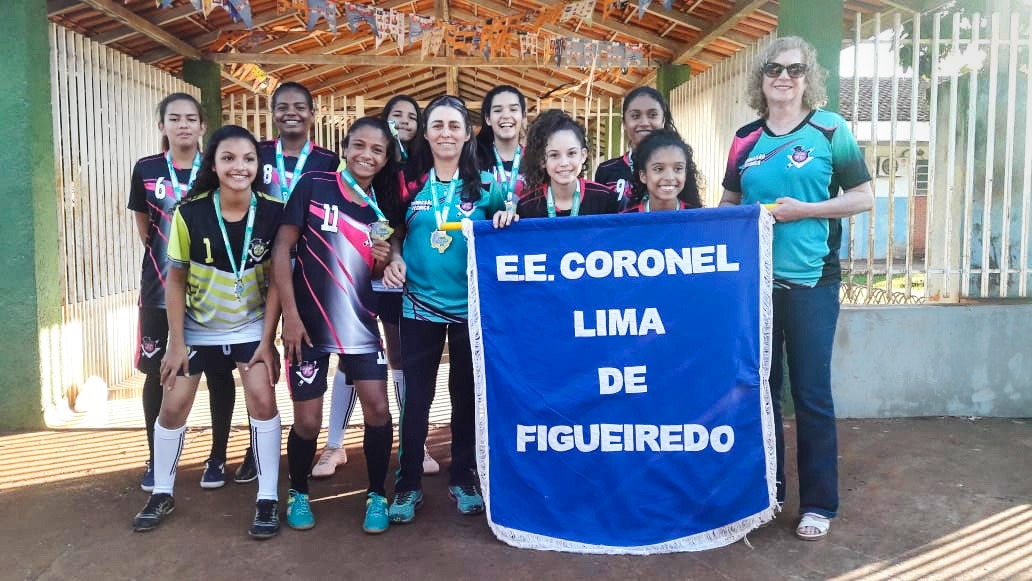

{"left": 49, "top": 24, "right": 201, "bottom": 403}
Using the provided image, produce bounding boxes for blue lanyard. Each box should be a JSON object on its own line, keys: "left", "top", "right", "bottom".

{"left": 340, "top": 168, "right": 387, "bottom": 223}
{"left": 165, "top": 151, "right": 201, "bottom": 200}
{"left": 428, "top": 168, "right": 458, "bottom": 229}
{"left": 546, "top": 179, "right": 582, "bottom": 218}
{"left": 213, "top": 190, "right": 257, "bottom": 301}
{"left": 275, "top": 138, "right": 311, "bottom": 201}
{"left": 387, "top": 119, "right": 408, "bottom": 162}
{"left": 493, "top": 145, "right": 522, "bottom": 198}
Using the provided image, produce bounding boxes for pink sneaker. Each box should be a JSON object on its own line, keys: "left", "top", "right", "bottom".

{"left": 311, "top": 446, "right": 348, "bottom": 478}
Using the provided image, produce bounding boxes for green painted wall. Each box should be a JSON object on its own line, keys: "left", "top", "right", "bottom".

{"left": 777, "top": 0, "right": 843, "bottom": 113}
{"left": 0, "top": 2, "right": 61, "bottom": 429}
{"left": 182, "top": 59, "right": 223, "bottom": 141}
{"left": 656, "top": 64, "right": 691, "bottom": 104}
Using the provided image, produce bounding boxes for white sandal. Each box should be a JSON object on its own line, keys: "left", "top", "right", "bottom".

{"left": 795, "top": 512, "right": 830, "bottom": 541}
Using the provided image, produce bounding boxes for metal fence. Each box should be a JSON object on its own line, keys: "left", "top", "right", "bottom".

{"left": 671, "top": 8, "right": 1032, "bottom": 303}
{"left": 48, "top": 24, "right": 200, "bottom": 403}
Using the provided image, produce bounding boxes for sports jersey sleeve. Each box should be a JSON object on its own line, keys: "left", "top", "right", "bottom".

{"left": 127, "top": 161, "right": 148, "bottom": 212}
{"left": 167, "top": 207, "right": 191, "bottom": 270}
{"left": 282, "top": 172, "right": 313, "bottom": 228}
{"left": 830, "top": 120, "right": 872, "bottom": 190}
{"left": 721, "top": 120, "right": 764, "bottom": 194}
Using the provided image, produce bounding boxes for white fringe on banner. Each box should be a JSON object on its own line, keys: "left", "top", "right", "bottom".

{"left": 466, "top": 210, "right": 779, "bottom": 555}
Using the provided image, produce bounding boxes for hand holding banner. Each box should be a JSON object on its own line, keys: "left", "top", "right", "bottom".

{"left": 466, "top": 206, "right": 778, "bottom": 554}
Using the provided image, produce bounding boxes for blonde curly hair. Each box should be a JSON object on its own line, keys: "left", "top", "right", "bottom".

{"left": 747, "top": 36, "right": 828, "bottom": 118}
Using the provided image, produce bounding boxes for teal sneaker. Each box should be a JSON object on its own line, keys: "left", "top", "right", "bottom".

{"left": 448, "top": 484, "right": 485, "bottom": 515}
{"left": 363, "top": 492, "right": 390, "bottom": 534}
{"left": 388, "top": 489, "right": 423, "bottom": 523}
{"left": 286, "top": 489, "right": 315, "bottom": 530}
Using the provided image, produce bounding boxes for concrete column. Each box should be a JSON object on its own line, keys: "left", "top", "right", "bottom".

{"left": 182, "top": 59, "right": 223, "bottom": 141}
{"left": 777, "top": 0, "right": 843, "bottom": 113}
{"left": 656, "top": 64, "right": 691, "bottom": 105}
{"left": 0, "top": 2, "right": 61, "bottom": 429}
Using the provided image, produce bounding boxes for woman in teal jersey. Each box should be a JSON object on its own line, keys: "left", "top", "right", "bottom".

{"left": 719, "top": 36, "right": 874, "bottom": 541}
{"left": 381, "top": 95, "right": 511, "bottom": 524}
{"left": 126, "top": 93, "right": 238, "bottom": 493}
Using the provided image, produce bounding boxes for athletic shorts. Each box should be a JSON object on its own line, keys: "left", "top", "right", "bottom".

{"left": 179, "top": 341, "right": 260, "bottom": 377}
{"left": 377, "top": 292, "right": 402, "bottom": 326}
{"left": 136, "top": 307, "right": 169, "bottom": 375}
{"left": 286, "top": 346, "right": 387, "bottom": 402}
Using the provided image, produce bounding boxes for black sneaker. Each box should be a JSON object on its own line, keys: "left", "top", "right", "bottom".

{"left": 248, "top": 499, "right": 280, "bottom": 539}
{"left": 234, "top": 448, "right": 257, "bottom": 483}
{"left": 133, "top": 493, "right": 175, "bottom": 532}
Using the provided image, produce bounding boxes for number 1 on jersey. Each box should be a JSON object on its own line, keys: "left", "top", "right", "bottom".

{"left": 202, "top": 237, "right": 214, "bottom": 263}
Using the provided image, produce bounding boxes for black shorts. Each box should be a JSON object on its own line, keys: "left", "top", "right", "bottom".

{"left": 181, "top": 341, "right": 260, "bottom": 376}
{"left": 377, "top": 291, "right": 402, "bottom": 326}
{"left": 287, "top": 346, "right": 387, "bottom": 402}
{"left": 136, "top": 307, "right": 168, "bottom": 375}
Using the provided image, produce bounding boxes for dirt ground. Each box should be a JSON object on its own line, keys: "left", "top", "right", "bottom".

{"left": 1, "top": 417, "right": 1030, "bottom": 581}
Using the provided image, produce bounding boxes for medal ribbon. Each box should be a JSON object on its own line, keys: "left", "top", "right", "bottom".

{"left": 428, "top": 168, "right": 459, "bottom": 229}
{"left": 275, "top": 138, "right": 312, "bottom": 200}
{"left": 165, "top": 151, "right": 202, "bottom": 200}
{"left": 340, "top": 168, "right": 387, "bottom": 223}
{"left": 493, "top": 145, "right": 522, "bottom": 197}
{"left": 546, "top": 178, "right": 582, "bottom": 218}
{"left": 643, "top": 196, "right": 681, "bottom": 212}
{"left": 213, "top": 190, "right": 257, "bottom": 298}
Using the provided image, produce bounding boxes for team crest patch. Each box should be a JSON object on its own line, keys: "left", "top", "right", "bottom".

{"left": 140, "top": 336, "right": 161, "bottom": 358}
{"left": 460, "top": 200, "right": 475, "bottom": 212}
{"left": 787, "top": 146, "right": 815, "bottom": 169}
{"left": 295, "top": 361, "right": 318, "bottom": 385}
{"left": 249, "top": 239, "right": 270, "bottom": 262}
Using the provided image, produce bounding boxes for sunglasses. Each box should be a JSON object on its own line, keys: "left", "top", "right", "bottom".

{"left": 763, "top": 62, "right": 808, "bottom": 79}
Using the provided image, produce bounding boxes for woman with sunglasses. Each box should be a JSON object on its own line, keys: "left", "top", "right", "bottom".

{"left": 719, "top": 37, "right": 873, "bottom": 541}
{"left": 381, "top": 95, "right": 510, "bottom": 525}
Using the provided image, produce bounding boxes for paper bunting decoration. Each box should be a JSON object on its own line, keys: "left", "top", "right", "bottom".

{"left": 560, "top": 0, "right": 595, "bottom": 23}
{"left": 623, "top": 43, "right": 645, "bottom": 68}
{"left": 480, "top": 17, "right": 515, "bottom": 60}
{"left": 445, "top": 22, "right": 481, "bottom": 57}
{"left": 222, "top": 0, "right": 254, "bottom": 29}
{"left": 306, "top": 0, "right": 337, "bottom": 32}
{"left": 636, "top": 0, "right": 651, "bottom": 19}
{"left": 408, "top": 14, "right": 435, "bottom": 47}
{"left": 160, "top": 0, "right": 174, "bottom": 8}
{"left": 344, "top": 3, "right": 377, "bottom": 35}
{"left": 277, "top": 0, "right": 307, "bottom": 13}
{"left": 190, "top": 0, "right": 220, "bottom": 16}
{"left": 421, "top": 27, "right": 445, "bottom": 59}
{"left": 374, "top": 7, "right": 406, "bottom": 49}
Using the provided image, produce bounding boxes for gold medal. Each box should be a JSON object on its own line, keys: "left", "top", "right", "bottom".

{"left": 234, "top": 279, "right": 245, "bottom": 301}
{"left": 370, "top": 220, "right": 394, "bottom": 241}
{"left": 430, "top": 229, "right": 452, "bottom": 253}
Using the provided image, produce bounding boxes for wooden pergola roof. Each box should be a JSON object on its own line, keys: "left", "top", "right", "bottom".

{"left": 48, "top": 0, "right": 915, "bottom": 109}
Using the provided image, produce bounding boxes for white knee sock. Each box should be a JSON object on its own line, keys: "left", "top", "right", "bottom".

{"left": 326, "top": 372, "right": 356, "bottom": 449}
{"left": 250, "top": 414, "right": 281, "bottom": 501}
{"left": 152, "top": 421, "right": 186, "bottom": 496}
{"left": 392, "top": 370, "right": 406, "bottom": 413}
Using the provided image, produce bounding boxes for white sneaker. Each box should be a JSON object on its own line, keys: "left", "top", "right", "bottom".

{"left": 422, "top": 446, "right": 440, "bottom": 475}
{"left": 311, "top": 446, "right": 348, "bottom": 478}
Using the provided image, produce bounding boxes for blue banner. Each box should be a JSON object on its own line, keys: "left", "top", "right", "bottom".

{"left": 466, "top": 205, "right": 777, "bottom": 554}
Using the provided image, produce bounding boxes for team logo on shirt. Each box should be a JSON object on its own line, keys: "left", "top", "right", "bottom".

{"left": 295, "top": 361, "right": 318, "bottom": 385}
{"left": 787, "top": 146, "right": 815, "bottom": 169}
{"left": 459, "top": 200, "right": 475, "bottom": 213}
{"left": 410, "top": 200, "right": 432, "bottom": 211}
{"left": 140, "top": 337, "right": 161, "bottom": 358}
{"left": 248, "top": 239, "right": 270, "bottom": 262}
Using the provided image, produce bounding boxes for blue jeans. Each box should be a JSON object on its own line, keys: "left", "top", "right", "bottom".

{"left": 770, "top": 282, "right": 840, "bottom": 518}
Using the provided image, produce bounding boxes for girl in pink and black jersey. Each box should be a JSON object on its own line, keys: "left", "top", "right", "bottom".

{"left": 257, "top": 82, "right": 340, "bottom": 204}
{"left": 517, "top": 110, "right": 618, "bottom": 219}
{"left": 126, "top": 93, "right": 238, "bottom": 493}
{"left": 623, "top": 129, "right": 703, "bottom": 213}
{"left": 594, "top": 87, "right": 679, "bottom": 209}
{"left": 272, "top": 117, "right": 404, "bottom": 534}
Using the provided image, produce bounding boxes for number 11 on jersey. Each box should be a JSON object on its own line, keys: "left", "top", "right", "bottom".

{"left": 321, "top": 204, "right": 339, "bottom": 232}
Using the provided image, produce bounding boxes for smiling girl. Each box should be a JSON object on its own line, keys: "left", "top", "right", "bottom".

{"left": 517, "top": 109, "right": 617, "bottom": 218}
{"left": 594, "top": 87, "right": 679, "bottom": 209}
{"left": 132, "top": 125, "right": 285, "bottom": 539}
{"left": 476, "top": 85, "right": 527, "bottom": 207}
{"left": 625, "top": 129, "right": 702, "bottom": 212}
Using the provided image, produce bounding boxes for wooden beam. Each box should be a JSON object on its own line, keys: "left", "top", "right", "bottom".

{"left": 76, "top": 0, "right": 200, "bottom": 59}
{"left": 47, "top": 0, "right": 81, "bottom": 16}
{"left": 671, "top": 0, "right": 768, "bottom": 65}
{"left": 95, "top": 3, "right": 197, "bottom": 45}
{"left": 446, "top": 67, "right": 458, "bottom": 95}
{"left": 643, "top": 5, "right": 708, "bottom": 31}
{"left": 208, "top": 52, "right": 606, "bottom": 68}
{"left": 142, "top": 10, "right": 296, "bottom": 63}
